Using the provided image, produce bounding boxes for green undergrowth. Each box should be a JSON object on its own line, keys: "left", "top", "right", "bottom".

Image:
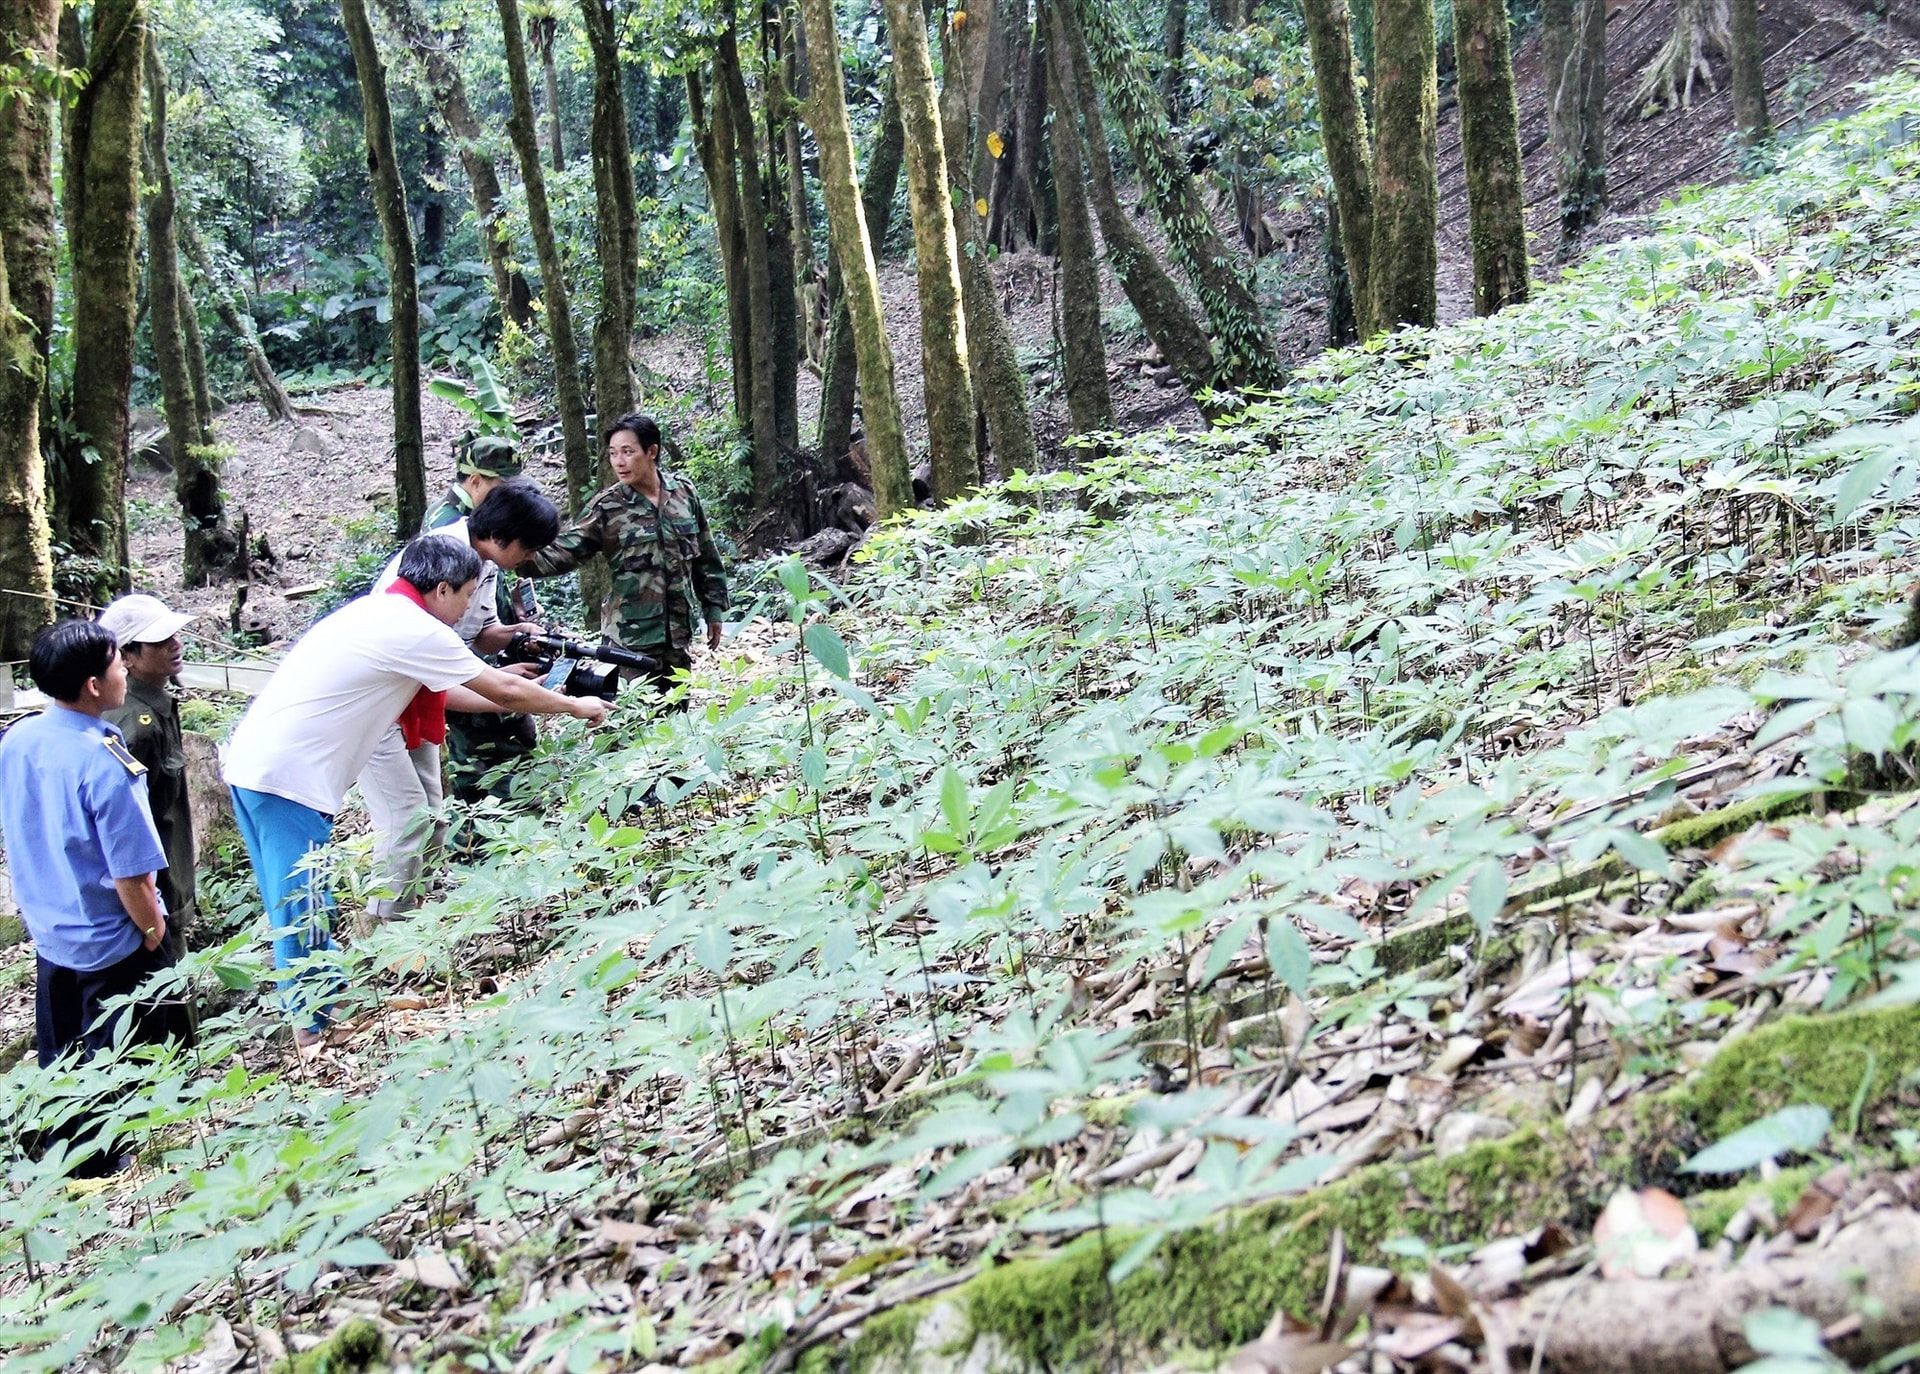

{"left": 834, "top": 1004, "right": 1920, "bottom": 1373}
{"left": 11, "top": 76, "right": 1920, "bottom": 1374}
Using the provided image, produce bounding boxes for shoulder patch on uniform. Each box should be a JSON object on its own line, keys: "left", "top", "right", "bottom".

{"left": 103, "top": 734, "right": 147, "bottom": 777}
{"left": 137, "top": 712, "right": 153, "bottom": 726}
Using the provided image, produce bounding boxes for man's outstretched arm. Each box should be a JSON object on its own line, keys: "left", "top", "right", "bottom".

{"left": 447, "top": 666, "right": 609, "bottom": 724}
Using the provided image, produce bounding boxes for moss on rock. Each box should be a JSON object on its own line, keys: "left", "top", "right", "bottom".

{"left": 280, "top": 1318, "right": 385, "bottom": 1374}
{"left": 821, "top": 1003, "right": 1920, "bottom": 1373}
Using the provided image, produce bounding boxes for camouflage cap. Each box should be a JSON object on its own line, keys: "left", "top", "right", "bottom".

{"left": 457, "top": 433, "right": 523, "bottom": 479}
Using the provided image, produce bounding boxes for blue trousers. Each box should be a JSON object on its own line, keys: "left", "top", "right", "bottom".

{"left": 230, "top": 787, "right": 339, "bottom": 1033}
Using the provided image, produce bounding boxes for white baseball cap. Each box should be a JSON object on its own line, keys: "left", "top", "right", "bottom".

{"left": 98, "top": 593, "right": 197, "bottom": 646}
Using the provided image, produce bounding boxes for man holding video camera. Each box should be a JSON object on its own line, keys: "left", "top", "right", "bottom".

{"left": 358, "top": 479, "right": 557, "bottom": 922}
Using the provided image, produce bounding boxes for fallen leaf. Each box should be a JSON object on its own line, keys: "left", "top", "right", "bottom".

{"left": 393, "top": 1248, "right": 464, "bottom": 1292}
{"left": 1225, "top": 1334, "right": 1351, "bottom": 1374}
{"left": 1593, "top": 1187, "right": 1698, "bottom": 1279}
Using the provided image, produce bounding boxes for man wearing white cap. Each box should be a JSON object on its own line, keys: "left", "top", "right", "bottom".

{"left": 99, "top": 594, "right": 198, "bottom": 950}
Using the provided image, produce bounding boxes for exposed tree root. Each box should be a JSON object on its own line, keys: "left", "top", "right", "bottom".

{"left": 1507, "top": 1207, "right": 1920, "bottom": 1374}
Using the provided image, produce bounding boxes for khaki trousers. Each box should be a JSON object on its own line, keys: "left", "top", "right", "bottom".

{"left": 358, "top": 726, "right": 447, "bottom": 920}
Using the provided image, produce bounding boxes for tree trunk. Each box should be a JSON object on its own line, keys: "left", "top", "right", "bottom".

{"left": 533, "top": 15, "right": 566, "bottom": 170}
{"left": 798, "top": 0, "right": 911, "bottom": 519}
{"left": 1004, "top": 23, "right": 1049, "bottom": 250}
{"left": 1050, "top": 0, "right": 1216, "bottom": 412}
{"left": 783, "top": 21, "right": 816, "bottom": 310}
{"left": 1044, "top": 32, "right": 1113, "bottom": 441}
{"left": 716, "top": 24, "right": 783, "bottom": 507}
{"left": 1452, "top": 0, "right": 1528, "bottom": 314}
{"left": 372, "top": 0, "right": 534, "bottom": 326}
{"left": 0, "top": 0, "right": 58, "bottom": 655}
{"left": 1544, "top": 0, "right": 1607, "bottom": 247}
{"left": 179, "top": 255, "right": 214, "bottom": 428}
{"left": 1728, "top": 0, "right": 1768, "bottom": 143}
{"left": 688, "top": 69, "right": 755, "bottom": 432}
{"left": 761, "top": 17, "right": 801, "bottom": 452}
{"left": 342, "top": 0, "right": 427, "bottom": 537}
{"left": 180, "top": 216, "right": 296, "bottom": 423}
{"left": 1299, "top": 0, "right": 1376, "bottom": 337}
{"left": 581, "top": 0, "right": 638, "bottom": 433}
{"left": 1159, "top": 0, "right": 1188, "bottom": 116}
{"left": 1631, "top": 0, "right": 1726, "bottom": 116}
{"left": 146, "top": 37, "right": 237, "bottom": 582}
{"left": 1069, "top": 0, "right": 1283, "bottom": 393}
{"left": 817, "top": 78, "right": 904, "bottom": 470}
{"left": 499, "top": 0, "right": 595, "bottom": 514}
{"left": 941, "top": 0, "right": 1038, "bottom": 480}
{"left": 61, "top": 0, "right": 145, "bottom": 599}
{"left": 1367, "top": 0, "right": 1438, "bottom": 330}
{"left": 880, "top": 0, "right": 977, "bottom": 501}
{"left": 1324, "top": 197, "right": 1358, "bottom": 346}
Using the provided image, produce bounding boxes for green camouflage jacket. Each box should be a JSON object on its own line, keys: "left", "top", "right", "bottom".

{"left": 529, "top": 473, "right": 728, "bottom": 652}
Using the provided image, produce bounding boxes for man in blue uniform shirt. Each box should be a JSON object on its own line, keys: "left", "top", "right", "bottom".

{"left": 0, "top": 620, "right": 192, "bottom": 1174}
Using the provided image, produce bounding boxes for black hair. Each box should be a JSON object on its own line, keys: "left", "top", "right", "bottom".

{"left": 469, "top": 477, "right": 560, "bottom": 550}
{"left": 603, "top": 412, "right": 661, "bottom": 453}
{"left": 30, "top": 619, "right": 119, "bottom": 703}
{"left": 397, "top": 534, "right": 483, "bottom": 593}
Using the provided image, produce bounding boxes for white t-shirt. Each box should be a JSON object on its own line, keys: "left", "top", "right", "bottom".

{"left": 223, "top": 593, "right": 488, "bottom": 814}
{"left": 377, "top": 519, "right": 498, "bottom": 647}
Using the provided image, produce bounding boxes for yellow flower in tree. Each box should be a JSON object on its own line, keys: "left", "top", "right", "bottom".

{"left": 985, "top": 130, "right": 1005, "bottom": 159}
{"left": 975, "top": 197, "right": 990, "bottom": 217}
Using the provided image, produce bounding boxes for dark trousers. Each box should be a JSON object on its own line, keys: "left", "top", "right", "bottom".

{"left": 33, "top": 942, "right": 194, "bottom": 1175}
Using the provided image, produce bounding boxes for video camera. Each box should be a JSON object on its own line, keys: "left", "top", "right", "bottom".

{"left": 504, "top": 632, "right": 658, "bottom": 701}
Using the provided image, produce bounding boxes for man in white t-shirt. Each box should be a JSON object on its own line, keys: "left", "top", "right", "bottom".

{"left": 223, "top": 536, "right": 607, "bottom": 1049}
{"left": 359, "top": 479, "right": 557, "bottom": 923}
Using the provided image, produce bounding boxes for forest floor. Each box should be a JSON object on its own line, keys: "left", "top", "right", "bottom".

{"left": 18, "top": 73, "right": 1918, "bottom": 1374}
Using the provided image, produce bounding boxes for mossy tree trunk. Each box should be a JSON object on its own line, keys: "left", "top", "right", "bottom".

{"left": 1367, "top": 0, "right": 1438, "bottom": 331}
{"left": 1728, "top": 0, "right": 1768, "bottom": 144}
{"left": 1543, "top": 0, "right": 1607, "bottom": 248}
{"left": 881, "top": 0, "right": 977, "bottom": 501}
{"left": 180, "top": 215, "right": 296, "bottom": 423}
{"left": 759, "top": 14, "right": 801, "bottom": 453}
{"left": 1299, "top": 0, "right": 1376, "bottom": 337}
{"left": 146, "top": 36, "right": 237, "bottom": 582}
{"left": 530, "top": 11, "right": 565, "bottom": 170}
{"left": 499, "top": 0, "right": 595, "bottom": 514}
{"left": 60, "top": 0, "right": 145, "bottom": 598}
{"left": 997, "top": 23, "right": 1048, "bottom": 251}
{"left": 1043, "top": 31, "right": 1113, "bottom": 440}
{"left": 342, "top": 0, "right": 426, "bottom": 537}
{"left": 817, "top": 78, "right": 904, "bottom": 468}
{"left": 941, "top": 0, "right": 1038, "bottom": 480}
{"left": 1452, "top": 0, "right": 1528, "bottom": 314}
{"left": 178, "top": 254, "right": 213, "bottom": 428}
{"left": 1069, "top": 0, "right": 1283, "bottom": 393}
{"left": 0, "top": 0, "right": 58, "bottom": 655}
{"left": 687, "top": 69, "right": 754, "bottom": 431}
{"left": 1049, "top": 0, "right": 1217, "bottom": 414}
{"left": 798, "top": 0, "right": 910, "bottom": 518}
{"left": 716, "top": 23, "right": 782, "bottom": 507}
{"left": 1159, "top": 0, "right": 1187, "bottom": 115}
{"left": 581, "top": 0, "right": 638, "bottom": 438}
{"left": 374, "top": 0, "right": 533, "bottom": 326}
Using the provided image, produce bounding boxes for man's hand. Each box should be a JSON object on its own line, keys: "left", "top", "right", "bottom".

{"left": 571, "top": 696, "right": 611, "bottom": 726}
{"left": 503, "top": 661, "right": 544, "bottom": 679}
{"left": 113, "top": 873, "right": 167, "bottom": 950}
{"left": 706, "top": 620, "right": 723, "bottom": 652}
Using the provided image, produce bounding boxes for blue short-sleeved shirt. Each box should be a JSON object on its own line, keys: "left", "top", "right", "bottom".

{"left": 0, "top": 706, "right": 167, "bottom": 972}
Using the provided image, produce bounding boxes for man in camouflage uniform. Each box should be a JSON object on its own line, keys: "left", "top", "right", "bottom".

{"left": 528, "top": 414, "right": 728, "bottom": 691}
{"left": 428, "top": 434, "right": 540, "bottom": 802}
{"left": 98, "top": 595, "right": 198, "bottom": 955}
